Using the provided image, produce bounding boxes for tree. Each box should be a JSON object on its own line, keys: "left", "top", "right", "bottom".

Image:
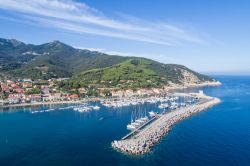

{"left": 25, "top": 88, "right": 41, "bottom": 95}
{"left": 86, "top": 89, "right": 98, "bottom": 97}
{"left": 103, "top": 89, "right": 111, "bottom": 97}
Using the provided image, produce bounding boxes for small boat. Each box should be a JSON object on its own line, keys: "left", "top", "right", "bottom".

{"left": 92, "top": 106, "right": 100, "bottom": 110}
{"left": 158, "top": 103, "right": 169, "bottom": 109}
{"left": 31, "top": 110, "right": 40, "bottom": 114}
{"left": 127, "top": 124, "right": 136, "bottom": 131}
{"left": 149, "top": 111, "right": 156, "bottom": 117}
{"left": 135, "top": 118, "right": 144, "bottom": 124}
{"left": 132, "top": 122, "right": 141, "bottom": 127}
{"left": 141, "top": 116, "right": 149, "bottom": 122}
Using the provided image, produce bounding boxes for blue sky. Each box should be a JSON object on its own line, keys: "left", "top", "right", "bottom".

{"left": 0, "top": 0, "right": 249, "bottom": 74}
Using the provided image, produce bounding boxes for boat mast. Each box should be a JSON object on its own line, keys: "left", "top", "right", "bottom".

{"left": 131, "top": 110, "right": 134, "bottom": 123}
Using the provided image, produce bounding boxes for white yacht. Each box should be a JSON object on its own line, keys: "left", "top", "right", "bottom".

{"left": 149, "top": 111, "right": 156, "bottom": 117}
{"left": 92, "top": 106, "right": 100, "bottom": 110}
{"left": 127, "top": 124, "right": 136, "bottom": 131}
{"left": 158, "top": 103, "right": 169, "bottom": 109}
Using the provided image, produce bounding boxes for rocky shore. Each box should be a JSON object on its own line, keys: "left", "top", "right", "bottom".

{"left": 112, "top": 94, "right": 221, "bottom": 155}
{"left": 164, "top": 81, "right": 222, "bottom": 91}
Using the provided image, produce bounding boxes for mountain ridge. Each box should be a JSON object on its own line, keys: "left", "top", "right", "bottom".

{"left": 0, "top": 37, "right": 128, "bottom": 79}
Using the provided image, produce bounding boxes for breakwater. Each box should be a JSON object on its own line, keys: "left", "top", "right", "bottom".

{"left": 112, "top": 94, "right": 221, "bottom": 155}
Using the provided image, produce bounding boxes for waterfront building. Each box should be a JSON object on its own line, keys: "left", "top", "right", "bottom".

{"left": 29, "top": 94, "right": 42, "bottom": 103}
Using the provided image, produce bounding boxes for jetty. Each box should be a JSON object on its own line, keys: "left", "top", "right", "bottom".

{"left": 112, "top": 93, "right": 221, "bottom": 155}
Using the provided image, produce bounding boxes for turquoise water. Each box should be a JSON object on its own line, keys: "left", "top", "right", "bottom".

{"left": 0, "top": 76, "right": 250, "bottom": 166}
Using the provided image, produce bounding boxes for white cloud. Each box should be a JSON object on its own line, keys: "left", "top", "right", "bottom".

{"left": 0, "top": 0, "right": 203, "bottom": 46}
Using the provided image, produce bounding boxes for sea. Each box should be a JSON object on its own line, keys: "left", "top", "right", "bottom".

{"left": 0, "top": 76, "right": 250, "bottom": 166}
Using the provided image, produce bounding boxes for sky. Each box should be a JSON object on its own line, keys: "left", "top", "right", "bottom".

{"left": 0, "top": 0, "right": 250, "bottom": 75}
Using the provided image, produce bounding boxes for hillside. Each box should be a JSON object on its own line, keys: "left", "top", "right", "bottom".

{"left": 0, "top": 37, "right": 217, "bottom": 90}
{"left": 60, "top": 58, "right": 215, "bottom": 89}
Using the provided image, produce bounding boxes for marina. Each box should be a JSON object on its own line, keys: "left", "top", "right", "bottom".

{"left": 112, "top": 92, "right": 221, "bottom": 155}
{"left": 100, "top": 95, "right": 178, "bottom": 108}
{"left": 103, "top": 92, "right": 199, "bottom": 134}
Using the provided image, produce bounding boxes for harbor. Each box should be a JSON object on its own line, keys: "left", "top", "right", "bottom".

{"left": 112, "top": 92, "right": 221, "bottom": 155}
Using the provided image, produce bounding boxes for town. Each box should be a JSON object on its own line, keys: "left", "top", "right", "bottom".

{"left": 0, "top": 78, "right": 175, "bottom": 107}
{"left": 0, "top": 78, "right": 81, "bottom": 106}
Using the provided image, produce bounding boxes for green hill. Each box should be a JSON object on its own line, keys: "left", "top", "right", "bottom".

{"left": 0, "top": 37, "right": 216, "bottom": 90}
{"left": 61, "top": 58, "right": 214, "bottom": 89}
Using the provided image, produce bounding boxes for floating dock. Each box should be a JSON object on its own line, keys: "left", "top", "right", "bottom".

{"left": 112, "top": 93, "right": 221, "bottom": 155}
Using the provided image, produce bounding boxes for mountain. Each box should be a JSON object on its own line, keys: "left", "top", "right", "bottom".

{"left": 0, "top": 37, "right": 217, "bottom": 89}
{"left": 0, "top": 38, "right": 128, "bottom": 79}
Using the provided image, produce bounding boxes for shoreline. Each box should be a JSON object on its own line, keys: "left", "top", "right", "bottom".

{"left": 0, "top": 81, "right": 221, "bottom": 109}
{"left": 0, "top": 100, "right": 83, "bottom": 109}
{"left": 112, "top": 93, "right": 221, "bottom": 155}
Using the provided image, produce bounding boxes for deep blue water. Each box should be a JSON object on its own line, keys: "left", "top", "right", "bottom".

{"left": 0, "top": 76, "right": 250, "bottom": 166}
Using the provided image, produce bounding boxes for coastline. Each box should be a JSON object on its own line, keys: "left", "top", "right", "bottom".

{"left": 0, "top": 100, "right": 83, "bottom": 109}
{"left": 112, "top": 93, "right": 221, "bottom": 155}
{"left": 0, "top": 81, "right": 221, "bottom": 109}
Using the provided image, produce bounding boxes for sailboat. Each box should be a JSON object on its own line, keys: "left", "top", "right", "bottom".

{"left": 127, "top": 109, "right": 136, "bottom": 131}
{"left": 149, "top": 111, "right": 156, "bottom": 117}
{"left": 126, "top": 106, "right": 149, "bottom": 131}
{"left": 158, "top": 103, "right": 169, "bottom": 109}
{"left": 141, "top": 108, "right": 149, "bottom": 122}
